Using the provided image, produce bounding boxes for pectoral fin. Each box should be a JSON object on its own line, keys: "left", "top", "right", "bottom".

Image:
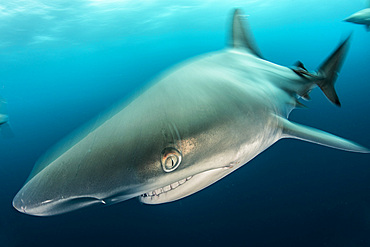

{"left": 279, "top": 118, "right": 369, "bottom": 153}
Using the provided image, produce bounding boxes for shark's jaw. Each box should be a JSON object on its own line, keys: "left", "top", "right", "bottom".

{"left": 139, "top": 166, "right": 234, "bottom": 204}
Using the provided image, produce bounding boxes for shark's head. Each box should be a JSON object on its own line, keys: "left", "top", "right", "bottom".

{"left": 13, "top": 9, "right": 274, "bottom": 217}
{"left": 12, "top": 94, "right": 258, "bottom": 216}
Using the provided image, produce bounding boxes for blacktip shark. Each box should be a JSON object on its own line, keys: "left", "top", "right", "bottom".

{"left": 13, "top": 9, "right": 369, "bottom": 216}
{"left": 344, "top": 1, "right": 370, "bottom": 31}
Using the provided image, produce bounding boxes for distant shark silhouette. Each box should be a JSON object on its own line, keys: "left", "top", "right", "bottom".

{"left": 344, "top": 1, "right": 370, "bottom": 31}
{"left": 13, "top": 9, "right": 369, "bottom": 216}
{"left": 0, "top": 98, "right": 12, "bottom": 138}
{"left": 0, "top": 98, "right": 8, "bottom": 125}
{"left": 0, "top": 114, "right": 8, "bottom": 126}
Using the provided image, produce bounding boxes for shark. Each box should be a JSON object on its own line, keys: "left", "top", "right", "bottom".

{"left": 0, "top": 114, "right": 8, "bottom": 126}
{"left": 0, "top": 98, "right": 13, "bottom": 138}
{"left": 344, "top": 1, "right": 370, "bottom": 31}
{"left": 13, "top": 9, "right": 369, "bottom": 216}
{"left": 0, "top": 99, "right": 8, "bottom": 126}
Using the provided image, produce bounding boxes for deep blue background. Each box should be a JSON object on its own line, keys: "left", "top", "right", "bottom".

{"left": 0, "top": 1, "right": 369, "bottom": 246}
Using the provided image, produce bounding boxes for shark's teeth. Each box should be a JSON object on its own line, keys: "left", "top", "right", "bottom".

{"left": 163, "top": 185, "right": 171, "bottom": 192}
{"left": 141, "top": 176, "right": 193, "bottom": 199}
{"left": 171, "top": 181, "right": 179, "bottom": 189}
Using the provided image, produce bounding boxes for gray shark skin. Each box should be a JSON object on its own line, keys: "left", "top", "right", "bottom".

{"left": 13, "top": 9, "right": 369, "bottom": 216}
{"left": 344, "top": 2, "right": 370, "bottom": 31}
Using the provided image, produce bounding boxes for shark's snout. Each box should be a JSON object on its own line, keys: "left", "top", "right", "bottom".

{"left": 344, "top": 16, "right": 353, "bottom": 22}
{"left": 12, "top": 192, "right": 27, "bottom": 214}
{"left": 13, "top": 186, "right": 104, "bottom": 216}
{"left": 344, "top": 14, "right": 357, "bottom": 23}
{"left": 12, "top": 185, "right": 56, "bottom": 216}
{"left": 12, "top": 152, "right": 107, "bottom": 216}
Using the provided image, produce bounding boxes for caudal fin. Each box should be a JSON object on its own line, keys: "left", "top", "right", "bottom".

{"left": 316, "top": 35, "right": 351, "bottom": 107}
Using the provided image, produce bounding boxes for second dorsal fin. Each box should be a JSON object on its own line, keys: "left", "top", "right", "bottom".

{"left": 230, "top": 9, "right": 263, "bottom": 58}
{"left": 294, "top": 61, "right": 307, "bottom": 71}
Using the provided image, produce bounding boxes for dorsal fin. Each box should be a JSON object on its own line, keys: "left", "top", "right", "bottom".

{"left": 292, "top": 61, "right": 310, "bottom": 78}
{"left": 230, "top": 9, "right": 262, "bottom": 58}
{"left": 294, "top": 61, "right": 307, "bottom": 71}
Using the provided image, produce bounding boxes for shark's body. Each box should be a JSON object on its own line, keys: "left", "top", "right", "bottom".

{"left": 344, "top": 2, "right": 370, "bottom": 31}
{"left": 13, "top": 10, "right": 369, "bottom": 216}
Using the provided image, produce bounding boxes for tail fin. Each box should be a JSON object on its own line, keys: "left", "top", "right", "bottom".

{"left": 316, "top": 35, "right": 351, "bottom": 107}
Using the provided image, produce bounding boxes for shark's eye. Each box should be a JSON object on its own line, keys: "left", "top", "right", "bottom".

{"left": 161, "top": 147, "right": 182, "bottom": 172}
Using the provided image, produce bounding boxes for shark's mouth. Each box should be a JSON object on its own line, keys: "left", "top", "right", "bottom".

{"left": 139, "top": 166, "right": 233, "bottom": 204}
{"left": 140, "top": 175, "right": 193, "bottom": 202}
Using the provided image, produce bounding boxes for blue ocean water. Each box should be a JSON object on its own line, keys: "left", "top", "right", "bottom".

{"left": 0, "top": 0, "right": 369, "bottom": 246}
